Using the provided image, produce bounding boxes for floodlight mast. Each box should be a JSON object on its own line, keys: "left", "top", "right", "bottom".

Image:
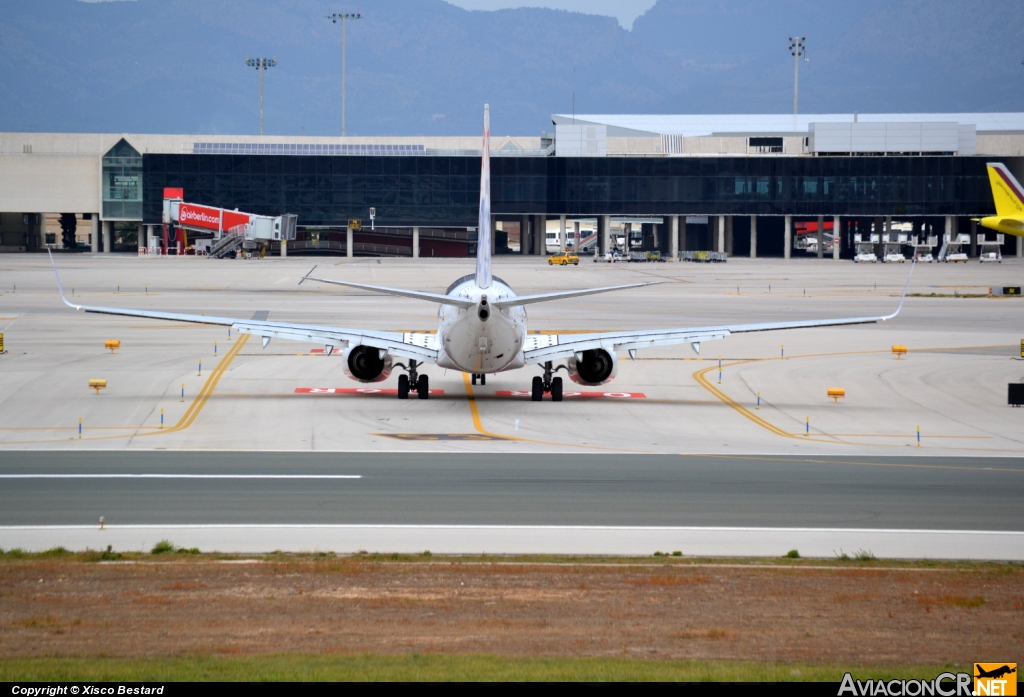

{"left": 326, "top": 11, "right": 362, "bottom": 137}
{"left": 788, "top": 35, "right": 806, "bottom": 116}
{"left": 245, "top": 56, "right": 277, "bottom": 135}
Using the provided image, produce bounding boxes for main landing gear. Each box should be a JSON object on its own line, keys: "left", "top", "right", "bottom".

{"left": 531, "top": 361, "right": 564, "bottom": 402}
{"left": 395, "top": 359, "right": 429, "bottom": 400}
{"left": 471, "top": 373, "right": 486, "bottom": 385}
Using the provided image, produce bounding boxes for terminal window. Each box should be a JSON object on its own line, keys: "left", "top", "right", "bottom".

{"left": 749, "top": 137, "right": 784, "bottom": 153}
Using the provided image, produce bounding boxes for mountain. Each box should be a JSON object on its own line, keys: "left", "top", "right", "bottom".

{"left": 0, "top": 0, "right": 1020, "bottom": 137}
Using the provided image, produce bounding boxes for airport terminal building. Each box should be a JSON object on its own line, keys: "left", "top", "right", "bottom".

{"left": 2, "top": 112, "right": 1023, "bottom": 259}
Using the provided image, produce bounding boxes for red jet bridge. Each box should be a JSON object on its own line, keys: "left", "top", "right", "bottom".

{"left": 160, "top": 188, "right": 297, "bottom": 257}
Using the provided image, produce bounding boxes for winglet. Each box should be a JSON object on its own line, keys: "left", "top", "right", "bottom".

{"left": 881, "top": 260, "right": 915, "bottom": 321}
{"left": 48, "top": 249, "right": 81, "bottom": 310}
{"left": 298, "top": 265, "right": 318, "bottom": 286}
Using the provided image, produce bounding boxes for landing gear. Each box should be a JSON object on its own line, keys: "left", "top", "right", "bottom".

{"left": 530, "top": 361, "right": 565, "bottom": 401}
{"left": 471, "top": 373, "right": 486, "bottom": 385}
{"left": 394, "top": 359, "right": 428, "bottom": 400}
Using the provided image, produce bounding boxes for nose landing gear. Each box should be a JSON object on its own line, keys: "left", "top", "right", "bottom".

{"left": 531, "top": 361, "right": 564, "bottom": 402}
{"left": 395, "top": 359, "right": 429, "bottom": 400}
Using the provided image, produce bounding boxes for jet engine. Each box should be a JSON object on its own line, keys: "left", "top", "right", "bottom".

{"left": 566, "top": 348, "right": 617, "bottom": 386}
{"left": 343, "top": 345, "right": 393, "bottom": 383}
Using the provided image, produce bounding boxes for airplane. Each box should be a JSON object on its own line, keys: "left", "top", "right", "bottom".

{"left": 978, "top": 162, "right": 1024, "bottom": 237}
{"left": 975, "top": 665, "right": 1016, "bottom": 680}
{"left": 50, "top": 105, "right": 912, "bottom": 403}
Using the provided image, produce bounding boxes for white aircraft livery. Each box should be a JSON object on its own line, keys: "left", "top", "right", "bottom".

{"left": 51, "top": 105, "right": 912, "bottom": 402}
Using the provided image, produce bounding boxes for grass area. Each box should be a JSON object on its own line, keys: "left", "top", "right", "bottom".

{"left": 1, "top": 546, "right": 1021, "bottom": 571}
{"left": 0, "top": 655, "right": 970, "bottom": 682}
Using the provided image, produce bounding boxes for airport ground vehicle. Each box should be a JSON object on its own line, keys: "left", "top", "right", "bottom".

{"left": 52, "top": 105, "right": 912, "bottom": 403}
{"left": 548, "top": 251, "right": 579, "bottom": 266}
{"left": 854, "top": 252, "right": 878, "bottom": 263}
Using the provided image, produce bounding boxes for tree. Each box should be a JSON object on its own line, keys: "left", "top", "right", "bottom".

{"left": 59, "top": 213, "right": 77, "bottom": 249}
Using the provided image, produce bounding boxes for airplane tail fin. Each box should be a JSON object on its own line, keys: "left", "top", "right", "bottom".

{"left": 986, "top": 162, "right": 1024, "bottom": 217}
{"left": 475, "top": 104, "right": 492, "bottom": 289}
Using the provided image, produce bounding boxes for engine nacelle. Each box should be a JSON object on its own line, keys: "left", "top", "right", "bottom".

{"left": 343, "top": 345, "right": 393, "bottom": 383}
{"left": 567, "top": 348, "right": 617, "bottom": 386}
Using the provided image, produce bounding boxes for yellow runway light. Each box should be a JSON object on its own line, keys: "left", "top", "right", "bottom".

{"left": 88, "top": 378, "right": 107, "bottom": 395}
{"left": 104, "top": 340, "right": 121, "bottom": 353}
{"left": 892, "top": 345, "right": 907, "bottom": 359}
{"left": 827, "top": 387, "right": 846, "bottom": 404}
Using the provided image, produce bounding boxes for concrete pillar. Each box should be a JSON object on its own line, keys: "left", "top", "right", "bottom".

{"left": 669, "top": 215, "right": 679, "bottom": 259}
{"left": 816, "top": 215, "right": 824, "bottom": 258}
{"left": 520, "top": 216, "right": 529, "bottom": 255}
{"left": 725, "top": 216, "right": 733, "bottom": 256}
{"left": 679, "top": 216, "right": 687, "bottom": 253}
{"left": 91, "top": 217, "right": 99, "bottom": 253}
{"left": 717, "top": 215, "right": 725, "bottom": 254}
{"left": 1017, "top": 233, "right": 1023, "bottom": 258}
{"left": 833, "top": 216, "right": 841, "bottom": 260}
{"left": 784, "top": 215, "right": 792, "bottom": 259}
{"left": 970, "top": 219, "right": 977, "bottom": 257}
{"left": 749, "top": 216, "right": 757, "bottom": 258}
{"left": 346, "top": 225, "right": 353, "bottom": 258}
{"left": 573, "top": 221, "right": 580, "bottom": 251}
{"left": 412, "top": 226, "right": 419, "bottom": 258}
{"left": 559, "top": 215, "right": 566, "bottom": 252}
{"left": 137, "top": 223, "right": 145, "bottom": 252}
{"left": 534, "top": 215, "right": 546, "bottom": 255}
{"left": 600, "top": 215, "right": 610, "bottom": 255}
{"left": 280, "top": 239, "right": 287, "bottom": 257}
{"left": 944, "top": 215, "right": 953, "bottom": 244}
{"left": 102, "top": 220, "right": 112, "bottom": 253}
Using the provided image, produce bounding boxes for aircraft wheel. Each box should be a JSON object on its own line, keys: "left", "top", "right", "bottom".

{"left": 551, "top": 377, "right": 563, "bottom": 402}
{"left": 398, "top": 374, "right": 409, "bottom": 400}
{"left": 531, "top": 376, "right": 544, "bottom": 402}
{"left": 417, "top": 374, "right": 429, "bottom": 400}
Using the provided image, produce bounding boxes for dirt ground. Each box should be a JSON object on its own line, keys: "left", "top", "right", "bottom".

{"left": 1, "top": 558, "right": 1021, "bottom": 663}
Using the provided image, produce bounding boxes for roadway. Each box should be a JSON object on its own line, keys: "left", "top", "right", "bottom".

{"left": 2, "top": 452, "right": 1022, "bottom": 559}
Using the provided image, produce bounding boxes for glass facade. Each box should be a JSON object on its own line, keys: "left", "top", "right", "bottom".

{"left": 143, "top": 154, "right": 1007, "bottom": 226}
{"left": 103, "top": 139, "right": 143, "bottom": 220}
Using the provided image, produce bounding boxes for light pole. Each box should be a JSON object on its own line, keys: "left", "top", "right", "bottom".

{"left": 788, "top": 35, "right": 806, "bottom": 116}
{"left": 245, "top": 56, "right": 277, "bottom": 135}
{"left": 326, "top": 11, "right": 362, "bottom": 137}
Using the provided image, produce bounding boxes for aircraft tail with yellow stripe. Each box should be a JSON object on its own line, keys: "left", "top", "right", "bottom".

{"left": 979, "top": 162, "right": 1024, "bottom": 237}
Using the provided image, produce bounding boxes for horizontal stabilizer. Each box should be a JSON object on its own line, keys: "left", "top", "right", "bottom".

{"left": 492, "top": 282, "right": 663, "bottom": 309}
{"left": 302, "top": 276, "right": 475, "bottom": 308}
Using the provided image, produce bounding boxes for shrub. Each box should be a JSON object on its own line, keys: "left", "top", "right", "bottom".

{"left": 151, "top": 540, "right": 176, "bottom": 555}
{"left": 671, "top": 551, "right": 683, "bottom": 557}
{"left": 786, "top": 549, "right": 800, "bottom": 559}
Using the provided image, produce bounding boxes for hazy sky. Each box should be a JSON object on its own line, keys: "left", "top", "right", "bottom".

{"left": 78, "top": 0, "right": 659, "bottom": 29}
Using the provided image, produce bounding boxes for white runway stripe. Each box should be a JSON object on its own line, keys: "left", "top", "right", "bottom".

{"left": 0, "top": 474, "right": 362, "bottom": 479}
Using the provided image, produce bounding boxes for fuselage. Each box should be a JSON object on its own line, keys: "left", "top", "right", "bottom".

{"left": 435, "top": 274, "right": 527, "bottom": 374}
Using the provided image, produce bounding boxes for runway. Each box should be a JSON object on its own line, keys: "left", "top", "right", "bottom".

{"left": 2, "top": 452, "right": 1021, "bottom": 558}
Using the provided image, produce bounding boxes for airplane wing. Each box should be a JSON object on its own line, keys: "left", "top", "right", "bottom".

{"left": 523, "top": 264, "right": 913, "bottom": 365}
{"left": 48, "top": 251, "right": 439, "bottom": 364}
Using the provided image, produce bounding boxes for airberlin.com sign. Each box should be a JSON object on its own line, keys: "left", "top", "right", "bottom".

{"left": 177, "top": 204, "right": 251, "bottom": 232}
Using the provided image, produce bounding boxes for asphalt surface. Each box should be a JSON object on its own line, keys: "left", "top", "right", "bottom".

{"left": 1, "top": 451, "right": 1021, "bottom": 530}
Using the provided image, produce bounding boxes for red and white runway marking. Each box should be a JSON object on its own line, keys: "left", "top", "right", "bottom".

{"left": 494, "top": 390, "right": 646, "bottom": 399}
{"left": 295, "top": 387, "right": 446, "bottom": 396}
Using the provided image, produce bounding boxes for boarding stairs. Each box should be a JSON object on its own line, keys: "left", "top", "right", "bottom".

{"left": 208, "top": 231, "right": 245, "bottom": 259}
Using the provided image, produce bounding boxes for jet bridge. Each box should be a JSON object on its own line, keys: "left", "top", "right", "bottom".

{"left": 160, "top": 188, "right": 296, "bottom": 257}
